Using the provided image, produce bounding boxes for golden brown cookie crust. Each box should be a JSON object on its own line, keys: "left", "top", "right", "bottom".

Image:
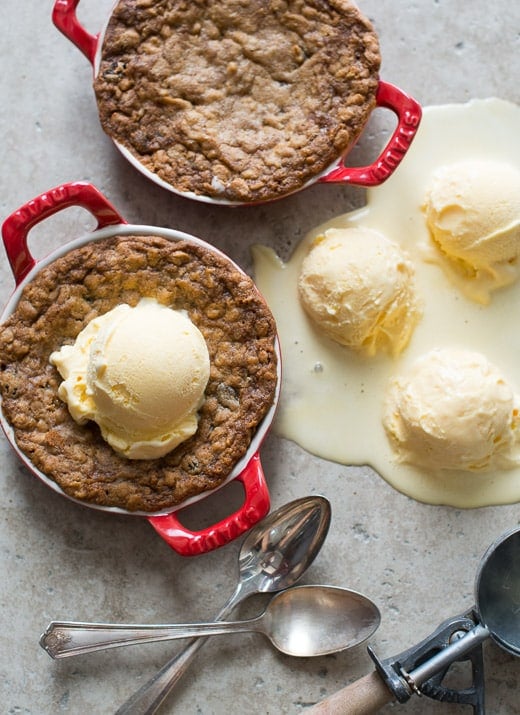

{"left": 0, "top": 235, "right": 278, "bottom": 512}
{"left": 94, "top": 0, "right": 381, "bottom": 202}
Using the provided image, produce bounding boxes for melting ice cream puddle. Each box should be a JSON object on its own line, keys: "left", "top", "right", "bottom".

{"left": 253, "top": 98, "right": 520, "bottom": 508}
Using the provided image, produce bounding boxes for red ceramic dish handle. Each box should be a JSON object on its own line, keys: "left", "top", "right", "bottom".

{"left": 320, "top": 80, "right": 422, "bottom": 187}
{"left": 1, "top": 182, "right": 125, "bottom": 285}
{"left": 147, "top": 453, "right": 270, "bottom": 557}
{"left": 52, "top": 0, "right": 98, "bottom": 64}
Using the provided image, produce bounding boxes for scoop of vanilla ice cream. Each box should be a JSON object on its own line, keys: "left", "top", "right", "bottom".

{"left": 423, "top": 160, "right": 520, "bottom": 300}
{"left": 383, "top": 348, "right": 520, "bottom": 472}
{"left": 50, "top": 298, "right": 210, "bottom": 459}
{"left": 298, "top": 227, "right": 419, "bottom": 356}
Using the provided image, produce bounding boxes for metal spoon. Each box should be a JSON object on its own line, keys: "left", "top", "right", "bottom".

{"left": 41, "top": 585, "right": 380, "bottom": 659}
{"left": 111, "top": 495, "right": 330, "bottom": 714}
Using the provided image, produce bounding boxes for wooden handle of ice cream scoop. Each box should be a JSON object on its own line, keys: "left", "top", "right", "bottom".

{"left": 147, "top": 452, "right": 270, "bottom": 556}
{"left": 305, "top": 671, "right": 394, "bottom": 714}
{"left": 320, "top": 80, "right": 422, "bottom": 188}
{"left": 1, "top": 181, "right": 125, "bottom": 284}
{"left": 52, "top": 0, "right": 98, "bottom": 64}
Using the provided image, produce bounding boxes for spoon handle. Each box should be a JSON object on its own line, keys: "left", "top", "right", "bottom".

{"left": 115, "top": 586, "right": 244, "bottom": 715}
{"left": 40, "top": 617, "right": 261, "bottom": 658}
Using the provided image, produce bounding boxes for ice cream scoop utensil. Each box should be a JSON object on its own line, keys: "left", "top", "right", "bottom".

{"left": 115, "top": 495, "right": 331, "bottom": 715}
{"left": 41, "top": 585, "right": 379, "bottom": 659}
{"left": 307, "top": 525, "right": 520, "bottom": 715}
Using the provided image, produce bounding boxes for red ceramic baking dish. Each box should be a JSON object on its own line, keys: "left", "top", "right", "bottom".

{"left": 52, "top": 0, "right": 422, "bottom": 205}
{"left": 0, "top": 182, "right": 281, "bottom": 556}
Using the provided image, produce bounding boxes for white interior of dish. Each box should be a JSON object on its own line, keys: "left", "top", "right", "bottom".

{"left": 0, "top": 223, "right": 281, "bottom": 517}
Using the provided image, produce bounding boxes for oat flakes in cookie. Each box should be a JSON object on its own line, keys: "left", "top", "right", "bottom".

{"left": 94, "top": 0, "right": 381, "bottom": 203}
{"left": 0, "top": 235, "right": 278, "bottom": 513}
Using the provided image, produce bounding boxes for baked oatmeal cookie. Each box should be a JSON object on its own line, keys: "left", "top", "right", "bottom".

{"left": 94, "top": 0, "right": 380, "bottom": 202}
{"left": 0, "top": 235, "right": 278, "bottom": 512}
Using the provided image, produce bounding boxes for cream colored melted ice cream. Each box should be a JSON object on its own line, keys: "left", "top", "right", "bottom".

{"left": 50, "top": 298, "right": 210, "bottom": 460}
{"left": 252, "top": 98, "right": 520, "bottom": 507}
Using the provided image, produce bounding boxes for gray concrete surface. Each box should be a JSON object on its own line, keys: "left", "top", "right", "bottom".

{"left": 1, "top": 1, "right": 519, "bottom": 713}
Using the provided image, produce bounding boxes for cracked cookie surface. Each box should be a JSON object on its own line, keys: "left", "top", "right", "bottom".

{"left": 94, "top": 0, "right": 380, "bottom": 202}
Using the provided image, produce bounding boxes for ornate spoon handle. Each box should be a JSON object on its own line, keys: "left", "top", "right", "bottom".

{"left": 41, "top": 616, "right": 261, "bottom": 658}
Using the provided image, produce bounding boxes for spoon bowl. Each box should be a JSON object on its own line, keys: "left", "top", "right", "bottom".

{"left": 234, "top": 495, "right": 332, "bottom": 599}
{"left": 263, "top": 585, "right": 380, "bottom": 657}
{"left": 41, "top": 585, "right": 380, "bottom": 659}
